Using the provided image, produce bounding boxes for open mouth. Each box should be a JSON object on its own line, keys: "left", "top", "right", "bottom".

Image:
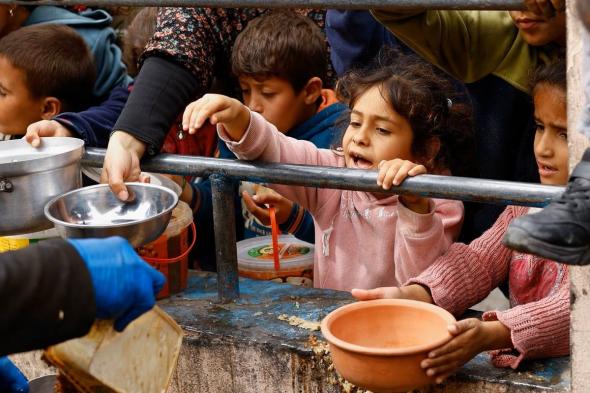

{"left": 349, "top": 152, "right": 373, "bottom": 169}
{"left": 537, "top": 161, "right": 558, "bottom": 176}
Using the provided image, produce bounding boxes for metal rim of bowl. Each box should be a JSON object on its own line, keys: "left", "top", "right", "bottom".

{"left": 320, "top": 298, "right": 456, "bottom": 356}
{"left": 43, "top": 182, "right": 179, "bottom": 229}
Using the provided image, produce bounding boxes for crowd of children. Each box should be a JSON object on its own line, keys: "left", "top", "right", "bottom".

{"left": 0, "top": 0, "right": 580, "bottom": 386}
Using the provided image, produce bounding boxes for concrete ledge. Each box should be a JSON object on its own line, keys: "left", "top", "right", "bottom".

{"left": 161, "top": 271, "right": 570, "bottom": 393}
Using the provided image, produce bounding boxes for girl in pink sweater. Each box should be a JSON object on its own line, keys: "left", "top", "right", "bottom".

{"left": 182, "top": 56, "right": 472, "bottom": 291}
{"left": 353, "top": 59, "right": 568, "bottom": 380}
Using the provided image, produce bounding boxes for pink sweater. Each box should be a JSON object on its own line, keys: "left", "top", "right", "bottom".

{"left": 220, "top": 111, "right": 464, "bottom": 291}
{"left": 408, "top": 205, "right": 570, "bottom": 368}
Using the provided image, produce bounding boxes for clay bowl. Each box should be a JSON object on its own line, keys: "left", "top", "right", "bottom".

{"left": 320, "top": 299, "right": 456, "bottom": 393}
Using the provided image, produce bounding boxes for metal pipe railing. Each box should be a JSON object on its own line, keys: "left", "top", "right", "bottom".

{"left": 1, "top": 0, "right": 526, "bottom": 10}
{"left": 83, "top": 148, "right": 564, "bottom": 207}
{"left": 83, "top": 148, "right": 564, "bottom": 301}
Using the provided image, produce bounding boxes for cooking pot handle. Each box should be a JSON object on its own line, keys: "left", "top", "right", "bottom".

{"left": 0, "top": 178, "right": 13, "bottom": 193}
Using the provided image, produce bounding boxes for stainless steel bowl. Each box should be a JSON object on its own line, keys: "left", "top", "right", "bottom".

{"left": 44, "top": 183, "right": 179, "bottom": 247}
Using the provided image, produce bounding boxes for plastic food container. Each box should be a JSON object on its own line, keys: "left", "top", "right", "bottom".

{"left": 0, "top": 228, "right": 59, "bottom": 253}
{"left": 237, "top": 235, "right": 314, "bottom": 286}
{"left": 137, "top": 201, "right": 195, "bottom": 299}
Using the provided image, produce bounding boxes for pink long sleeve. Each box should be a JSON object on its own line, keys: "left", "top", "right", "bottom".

{"left": 407, "top": 206, "right": 517, "bottom": 316}
{"left": 483, "top": 277, "right": 570, "bottom": 368}
{"left": 394, "top": 199, "right": 463, "bottom": 285}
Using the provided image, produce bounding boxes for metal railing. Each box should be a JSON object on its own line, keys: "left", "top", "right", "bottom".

{"left": 1, "top": 0, "right": 526, "bottom": 10}
{"left": 83, "top": 148, "right": 564, "bottom": 301}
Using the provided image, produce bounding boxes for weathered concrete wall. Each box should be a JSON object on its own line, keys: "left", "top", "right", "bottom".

{"left": 161, "top": 273, "right": 569, "bottom": 393}
{"left": 567, "top": 1, "right": 590, "bottom": 391}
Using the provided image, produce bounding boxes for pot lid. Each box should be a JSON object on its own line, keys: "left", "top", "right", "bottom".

{"left": 0, "top": 137, "right": 84, "bottom": 176}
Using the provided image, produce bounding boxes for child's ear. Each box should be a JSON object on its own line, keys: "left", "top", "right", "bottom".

{"left": 425, "top": 137, "right": 441, "bottom": 168}
{"left": 302, "top": 77, "right": 323, "bottom": 105}
{"left": 40, "top": 97, "right": 61, "bottom": 120}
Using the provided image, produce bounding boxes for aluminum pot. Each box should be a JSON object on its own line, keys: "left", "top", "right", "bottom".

{"left": 0, "top": 137, "right": 84, "bottom": 236}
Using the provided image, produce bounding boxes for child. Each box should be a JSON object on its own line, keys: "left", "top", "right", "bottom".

{"left": 353, "top": 60, "right": 568, "bottom": 381}
{"left": 182, "top": 55, "right": 472, "bottom": 291}
{"left": 181, "top": 12, "right": 347, "bottom": 270}
{"left": 371, "top": 2, "right": 565, "bottom": 242}
{"left": 0, "top": 24, "right": 95, "bottom": 138}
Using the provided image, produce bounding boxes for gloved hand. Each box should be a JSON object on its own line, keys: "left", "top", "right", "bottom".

{"left": 67, "top": 237, "right": 166, "bottom": 332}
{"left": 0, "top": 357, "right": 28, "bottom": 393}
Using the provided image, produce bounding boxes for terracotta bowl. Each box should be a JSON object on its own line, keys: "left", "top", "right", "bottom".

{"left": 320, "top": 299, "right": 456, "bottom": 393}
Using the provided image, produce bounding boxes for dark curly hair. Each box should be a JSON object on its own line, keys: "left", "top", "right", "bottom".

{"left": 336, "top": 51, "right": 475, "bottom": 176}
{"left": 530, "top": 57, "right": 566, "bottom": 95}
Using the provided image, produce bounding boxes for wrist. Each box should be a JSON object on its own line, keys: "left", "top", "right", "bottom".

{"left": 110, "top": 131, "right": 146, "bottom": 157}
{"left": 399, "top": 195, "right": 431, "bottom": 214}
{"left": 402, "top": 284, "right": 434, "bottom": 303}
{"left": 481, "top": 321, "right": 512, "bottom": 351}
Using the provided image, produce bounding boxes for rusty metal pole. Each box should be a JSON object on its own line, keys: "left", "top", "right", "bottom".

{"left": 210, "top": 174, "right": 240, "bottom": 302}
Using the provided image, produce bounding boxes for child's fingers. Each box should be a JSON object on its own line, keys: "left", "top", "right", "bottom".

{"left": 392, "top": 161, "right": 418, "bottom": 186}
{"left": 242, "top": 191, "right": 271, "bottom": 224}
{"left": 434, "top": 372, "right": 454, "bottom": 385}
{"left": 182, "top": 102, "right": 197, "bottom": 131}
{"left": 351, "top": 287, "right": 402, "bottom": 301}
{"left": 423, "top": 360, "right": 461, "bottom": 378}
{"left": 448, "top": 319, "right": 478, "bottom": 335}
{"left": 381, "top": 161, "right": 404, "bottom": 190}
{"left": 408, "top": 164, "right": 427, "bottom": 177}
{"left": 422, "top": 349, "right": 462, "bottom": 369}
{"left": 427, "top": 335, "right": 466, "bottom": 359}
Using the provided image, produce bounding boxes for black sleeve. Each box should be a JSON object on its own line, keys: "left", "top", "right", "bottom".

{"left": 113, "top": 56, "right": 200, "bottom": 156}
{"left": 0, "top": 240, "right": 96, "bottom": 356}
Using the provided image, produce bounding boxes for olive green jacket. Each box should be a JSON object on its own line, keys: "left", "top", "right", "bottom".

{"left": 371, "top": 10, "right": 561, "bottom": 93}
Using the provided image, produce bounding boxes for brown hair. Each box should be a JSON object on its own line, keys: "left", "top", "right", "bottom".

{"left": 337, "top": 51, "right": 475, "bottom": 176}
{"left": 231, "top": 11, "right": 327, "bottom": 92}
{"left": 122, "top": 7, "right": 158, "bottom": 77}
{"left": 0, "top": 24, "right": 95, "bottom": 112}
{"left": 531, "top": 57, "right": 566, "bottom": 95}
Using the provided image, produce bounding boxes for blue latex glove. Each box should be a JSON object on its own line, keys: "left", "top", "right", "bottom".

{"left": 0, "top": 357, "right": 28, "bottom": 393}
{"left": 67, "top": 237, "right": 166, "bottom": 332}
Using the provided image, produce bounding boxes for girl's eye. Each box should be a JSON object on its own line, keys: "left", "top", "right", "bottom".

{"left": 261, "top": 91, "right": 276, "bottom": 98}
{"left": 376, "top": 127, "right": 391, "bottom": 135}
{"left": 558, "top": 131, "right": 568, "bottom": 140}
{"left": 535, "top": 123, "right": 545, "bottom": 132}
{"left": 349, "top": 121, "right": 361, "bottom": 128}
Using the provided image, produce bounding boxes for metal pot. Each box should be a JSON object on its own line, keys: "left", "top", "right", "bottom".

{"left": 0, "top": 137, "right": 84, "bottom": 236}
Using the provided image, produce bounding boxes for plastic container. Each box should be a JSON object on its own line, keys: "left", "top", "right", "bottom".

{"left": 44, "top": 306, "right": 183, "bottom": 393}
{"left": 0, "top": 228, "right": 59, "bottom": 253}
{"left": 137, "top": 201, "right": 195, "bottom": 299}
{"left": 237, "top": 235, "right": 314, "bottom": 286}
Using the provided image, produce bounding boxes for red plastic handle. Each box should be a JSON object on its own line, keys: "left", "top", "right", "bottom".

{"left": 269, "top": 206, "right": 281, "bottom": 271}
{"left": 142, "top": 221, "right": 197, "bottom": 264}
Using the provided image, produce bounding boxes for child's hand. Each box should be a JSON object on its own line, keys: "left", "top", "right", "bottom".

{"left": 421, "top": 319, "right": 511, "bottom": 384}
{"left": 377, "top": 159, "right": 426, "bottom": 189}
{"left": 182, "top": 94, "right": 250, "bottom": 141}
{"left": 25, "top": 120, "right": 73, "bottom": 147}
{"left": 242, "top": 188, "right": 294, "bottom": 226}
{"left": 351, "top": 284, "right": 433, "bottom": 303}
{"left": 377, "top": 159, "right": 429, "bottom": 213}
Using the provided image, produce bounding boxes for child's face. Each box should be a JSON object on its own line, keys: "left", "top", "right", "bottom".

{"left": 509, "top": 10, "right": 565, "bottom": 46}
{"left": 238, "top": 76, "right": 316, "bottom": 133}
{"left": 342, "top": 85, "right": 415, "bottom": 170}
{"left": 533, "top": 83, "right": 568, "bottom": 186}
{"left": 0, "top": 56, "right": 45, "bottom": 135}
